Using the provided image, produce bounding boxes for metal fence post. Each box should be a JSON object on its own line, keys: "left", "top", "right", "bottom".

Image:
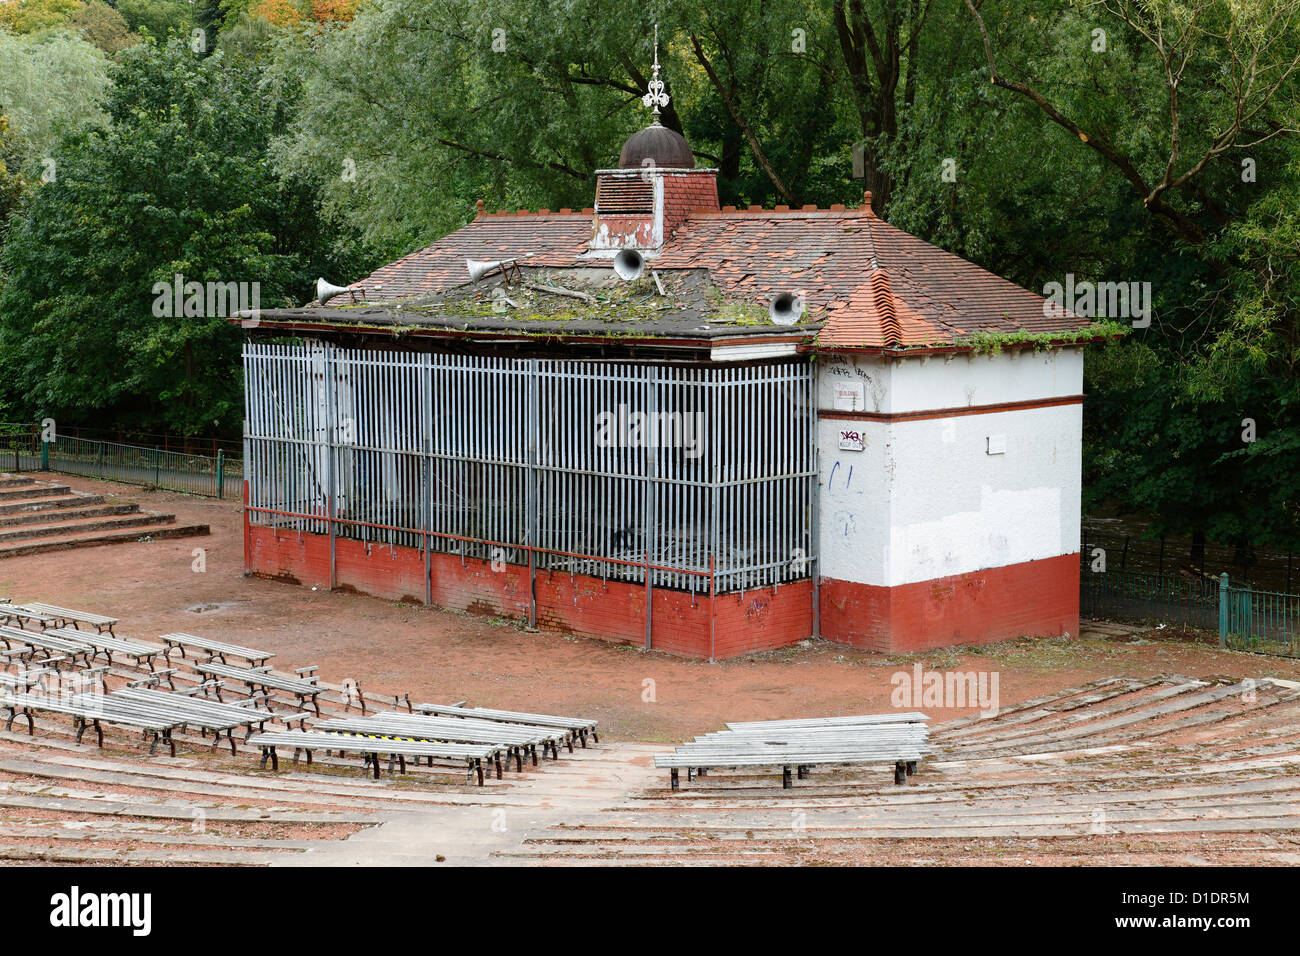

{"left": 1218, "top": 573, "right": 1230, "bottom": 647}
{"left": 40, "top": 436, "right": 48, "bottom": 471}
{"left": 216, "top": 448, "right": 225, "bottom": 499}
{"left": 154, "top": 446, "right": 161, "bottom": 487}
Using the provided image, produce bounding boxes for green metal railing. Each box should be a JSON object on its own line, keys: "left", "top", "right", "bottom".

{"left": 1219, "top": 574, "right": 1300, "bottom": 658}
{"left": 0, "top": 424, "right": 240, "bottom": 499}
{"left": 1080, "top": 567, "right": 1220, "bottom": 632}
{"left": 1081, "top": 565, "right": 1300, "bottom": 658}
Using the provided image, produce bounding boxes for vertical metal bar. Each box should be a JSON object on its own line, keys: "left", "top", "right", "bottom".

{"left": 326, "top": 344, "right": 337, "bottom": 589}
{"left": 809, "top": 361, "right": 820, "bottom": 638}
{"left": 527, "top": 357, "right": 538, "bottom": 629}
{"left": 644, "top": 365, "right": 657, "bottom": 650}
{"left": 1219, "top": 572, "right": 1229, "bottom": 647}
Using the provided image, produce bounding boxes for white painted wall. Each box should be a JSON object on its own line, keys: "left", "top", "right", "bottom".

{"left": 817, "top": 348, "right": 1083, "bottom": 587}
{"left": 817, "top": 348, "right": 1083, "bottom": 413}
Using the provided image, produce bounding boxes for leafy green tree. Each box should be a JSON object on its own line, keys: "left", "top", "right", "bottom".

{"left": 0, "top": 31, "right": 108, "bottom": 191}
{"left": 116, "top": 0, "right": 195, "bottom": 39}
{"left": 69, "top": 0, "right": 136, "bottom": 53}
{"left": 0, "top": 39, "right": 374, "bottom": 436}
{"left": 0, "top": 0, "right": 84, "bottom": 33}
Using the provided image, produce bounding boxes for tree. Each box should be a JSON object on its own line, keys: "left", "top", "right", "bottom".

{"left": 0, "top": 31, "right": 109, "bottom": 170}
{"left": 116, "top": 0, "right": 196, "bottom": 39}
{"left": 0, "top": 0, "right": 84, "bottom": 33}
{"left": 69, "top": 0, "right": 137, "bottom": 54}
{"left": 0, "top": 39, "right": 374, "bottom": 436}
{"left": 962, "top": 0, "right": 1300, "bottom": 248}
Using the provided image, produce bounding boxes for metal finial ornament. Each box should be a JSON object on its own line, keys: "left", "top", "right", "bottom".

{"left": 641, "top": 24, "right": 669, "bottom": 124}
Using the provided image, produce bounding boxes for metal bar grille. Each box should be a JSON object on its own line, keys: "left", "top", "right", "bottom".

{"left": 243, "top": 343, "right": 816, "bottom": 596}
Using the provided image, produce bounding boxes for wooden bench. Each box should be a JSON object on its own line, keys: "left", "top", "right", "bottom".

{"left": 21, "top": 603, "right": 118, "bottom": 635}
{"left": 159, "top": 633, "right": 274, "bottom": 667}
{"left": 656, "top": 714, "right": 931, "bottom": 789}
{"left": 247, "top": 731, "right": 502, "bottom": 784}
{"left": 1, "top": 691, "right": 182, "bottom": 755}
{"left": 43, "top": 627, "right": 167, "bottom": 672}
{"left": 0, "top": 626, "right": 94, "bottom": 669}
{"left": 194, "top": 661, "right": 326, "bottom": 715}
{"left": 314, "top": 714, "right": 561, "bottom": 770}
{"left": 0, "top": 606, "right": 58, "bottom": 631}
{"left": 412, "top": 702, "right": 598, "bottom": 749}
{"left": 112, "top": 687, "right": 297, "bottom": 753}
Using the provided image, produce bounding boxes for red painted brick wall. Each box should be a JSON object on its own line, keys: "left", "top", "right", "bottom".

{"left": 247, "top": 526, "right": 811, "bottom": 658}
{"left": 819, "top": 553, "right": 1080, "bottom": 653}
{"left": 662, "top": 172, "right": 719, "bottom": 234}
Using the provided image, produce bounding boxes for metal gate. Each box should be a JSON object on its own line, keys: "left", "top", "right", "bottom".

{"left": 1220, "top": 574, "right": 1300, "bottom": 657}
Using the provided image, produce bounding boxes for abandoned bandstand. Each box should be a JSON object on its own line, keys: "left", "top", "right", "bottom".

{"left": 234, "top": 70, "right": 1100, "bottom": 658}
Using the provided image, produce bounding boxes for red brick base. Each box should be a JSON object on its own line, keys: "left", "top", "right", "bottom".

{"left": 818, "top": 553, "right": 1080, "bottom": 653}
{"left": 246, "top": 525, "right": 812, "bottom": 658}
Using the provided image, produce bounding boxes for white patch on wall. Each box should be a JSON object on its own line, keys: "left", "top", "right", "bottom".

{"left": 889, "top": 485, "right": 1063, "bottom": 585}
{"left": 833, "top": 382, "right": 865, "bottom": 411}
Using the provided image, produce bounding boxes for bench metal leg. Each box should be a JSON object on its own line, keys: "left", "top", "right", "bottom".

{"left": 370, "top": 753, "right": 381, "bottom": 779}
{"left": 906, "top": 761, "right": 918, "bottom": 776}
{"left": 894, "top": 762, "right": 906, "bottom": 785}
{"left": 782, "top": 766, "right": 793, "bottom": 789}
{"left": 670, "top": 768, "right": 679, "bottom": 791}
{"left": 797, "top": 765, "right": 808, "bottom": 779}
{"left": 474, "top": 758, "right": 484, "bottom": 786}
{"left": 292, "top": 747, "right": 301, "bottom": 766}
{"left": 512, "top": 748, "right": 523, "bottom": 773}
{"left": 494, "top": 753, "right": 503, "bottom": 779}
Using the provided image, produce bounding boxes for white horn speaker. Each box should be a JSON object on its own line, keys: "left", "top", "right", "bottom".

{"left": 316, "top": 278, "right": 354, "bottom": 306}
{"left": 769, "top": 292, "right": 804, "bottom": 325}
{"left": 467, "top": 258, "right": 514, "bottom": 283}
{"left": 613, "top": 249, "right": 646, "bottom": 281}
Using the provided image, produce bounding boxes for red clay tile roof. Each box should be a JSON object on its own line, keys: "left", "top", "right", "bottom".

{"left": 352, "top": 204, "right": 1091, "bottom": 349}
{"left": 360, "top": 212, "right": 593, "bottom": 299}
{"left": 819, "top": 269, "right": 951, "bottom": 348}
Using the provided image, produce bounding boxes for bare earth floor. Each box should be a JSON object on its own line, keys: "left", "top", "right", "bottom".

{"left": 1, "top": 475, "right": 1298, "bottom": 865}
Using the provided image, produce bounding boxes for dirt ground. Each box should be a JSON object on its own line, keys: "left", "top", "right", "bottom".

{"left": 8, "top": 473, "right": 1300, "bottom": 744}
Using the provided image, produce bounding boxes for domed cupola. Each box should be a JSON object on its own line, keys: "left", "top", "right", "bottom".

{"left": 619, "top": 124, "right": 695, "bottom": 170}
{"left": 588, "top": 25, "right": 719, "bottom": 254}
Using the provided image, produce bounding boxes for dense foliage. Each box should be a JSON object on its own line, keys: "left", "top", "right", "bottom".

{"left": 0, "top": 0, "right": 1295, "bottom": 551}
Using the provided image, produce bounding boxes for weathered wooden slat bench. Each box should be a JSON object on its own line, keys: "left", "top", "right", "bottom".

{"left": 0, "top": 625, "right": 95, "bottom": 669}
{"left": 21, "top": 603, "right": 119, "bottom": 635}
{"left": 0, "top": 604, "right": 58, "bottom": 630}
{"left": 43, "top": 627, "right": 167, "bottom": 672}
{"left": 412, "top": 701, "right": 598, "bottom": 750}
{"left": 314, "top": 713, "right": 560, "bottom": 770}
{"left": 247, "top": 731, "right": 502, "bottom": 784}
{"left": 113, "top": 687, "right": 299, "bottom": 753}
{"left": 194, "top": 661, "right": 325, "bottom": 715}
{"left": 656, "top": 713, "right": 931, "bottom": 789}
{"left": 159, "top": 633, "right": 274, "bottom": 667}
{"left": 1, "top": 691, "right": 181, "bottom": 755}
